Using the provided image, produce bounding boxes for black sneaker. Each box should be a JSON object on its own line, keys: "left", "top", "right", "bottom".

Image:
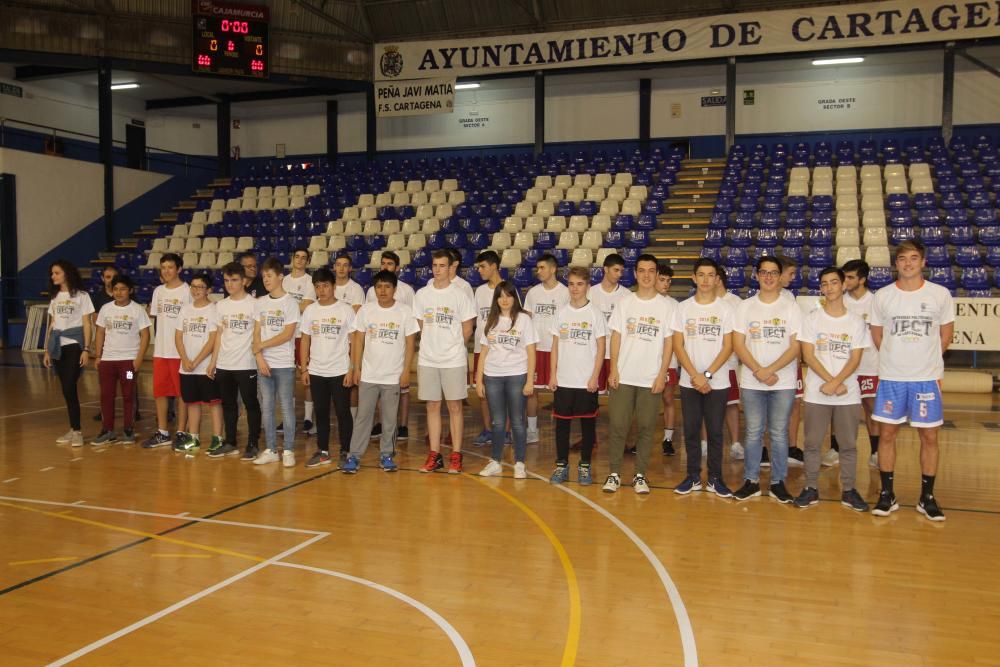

{"left": 91, "top": 430, "right": 118, "bottom": 446}
{"left": 303, "top": 420, "right": 316, "bottom": 436}
{"left": 841, "top": 488, "right": 869, "bottom": 513}
{"left": 793, "top": 487, "right": 819, "bottom": 508}
{"left": 733, "top": 479, "right": 761, "bottom": 501}
{"left": 917, "top": 495, "right": 946, "bottom": 522}
{"left": 141, "top": 431, "right": 172, "bottom": 449}
{"left": 661, "top": 438, "right": 675, "bottom": 456}
{"left": 173, "top": 431, "right": 188, "bottom": 451}
{"left": 769, "top": 481, "right": 794, "bottom": 504}
{"left": 208, "top": 442, "right": 240, "bottom": 458}
{"left": 306, "top": 450, "right": 332, "bottom": 468}
{"left": 760, "top": 446, "right": 770, "bottom": 468}
{"left": 872, "top": 490, "right": 899, "bottom": 516}
{"left": 787, "top": 447, "right": 805, "bottom": 467}
{"left": 241, "top": 443, "right": 260, "bottom": 461}
{"left": 119, "top": 429, "right": 136, "bottom": 445}
{"left": 397, "top": 425, "right": 409, "bottom": 440}
{"left": 370, "top": 423, "right": 382, "bottom": 439}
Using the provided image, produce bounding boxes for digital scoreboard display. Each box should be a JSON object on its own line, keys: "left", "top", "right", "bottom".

{"left": 192, "top": 0, "right": 269, "bottom": 79}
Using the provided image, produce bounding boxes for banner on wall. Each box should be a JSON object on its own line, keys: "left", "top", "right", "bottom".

{"left": 375, "top": 0, "right": 1000, "bottom": 81}
{"left": 375, "top": 77, "right": 456, "bottom": 117}
{"left": 951, "top": 298, "right": 1000, "bottom": 350}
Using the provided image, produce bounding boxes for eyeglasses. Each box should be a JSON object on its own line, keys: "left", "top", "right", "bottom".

{"left": 757, "top": 270, "right": 780, "bottom": 277}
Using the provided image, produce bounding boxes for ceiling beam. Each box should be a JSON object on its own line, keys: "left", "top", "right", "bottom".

{"left": 14, "top": 65, "right": 92, "bottom": 81}
{"left": 355, "top": 0, "right": 375, "bottom": 41}
{"left": 291, "top": 0, "right": 372, "bottom": 42}
{"left": 146, "top": 85, "right": 366, "bottom": 110}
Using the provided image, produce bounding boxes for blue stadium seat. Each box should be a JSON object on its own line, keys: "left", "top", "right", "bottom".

{"left": 916, "top": 209, "right": 939, "bottom": 226}
{"left": 924, "top": 245, "right": 950, "bottom": 267}
{"left": 785, "top": 211, "right": 808, "bottom": 228}
{"left": 811, "top": 195, "right": 833, "bottom": 212}
{"left": 724, "top": 267, "right": 746, "bottom": 289}
{"left": 888, "top": 210, "right": 912, "bottom": 226}
{"left": 709, "top": 212, "right": 729, "bottom": 229}
{"left": 759, "top": 212, "right": 781, "bottom": 228}
{"left": 781, "top": 228, "right": 805, "bottom": 246}
{"left": 604, "top": 231, "right": 624, "bottom": 248}
{"left": 803, "top": 266, "right": 822, "bottom": 290}
{"left": 889, "top": 226, "right": 915, "bottom": 245}
{"left": 786, "top": 196, "right": 808, "bottom": 212}
{"left": 700, "top": 247, "right": 722, "bottom": 261}
{"left": 619, "top": 267, "right": 636, "bottom": 288}
{"left": 868, "top": 267, "right": 893, "bottom": 290}
{"left": 950, "top": 225, "right": 976, "bottom": 245}
{"left": 626, "top": 230, "right": 649, "bottom": 248}
{"left": 738, "top": 196, "right": 759, "bottom": 213}
{"left": 928, "top": 267, "right": 956, "bottom": 291}
{"left": 807, "top": 246, "right": 833, "bottom": 267}
{"left": 918, "top": 226, "right": 947, "bottom": 246}
{"left": 886, "top": 194, "right": 910, "bottom": 210}
{"left": 808, "top": 228, "right": 833, "bottom": 246}
{"left": 729, "top": 229, "right": 753, "bottom": 247}
{"left": 955, "top": 246, "right": 982, "bottom": 267}
{"left": 811, "top": 211, "right": 834, "bottom": 228}
{"left": 724, "top": 247, "right": 749, "bottom": 267}
{"left": 756, "top": 228, "right": 779, "bottom": 247}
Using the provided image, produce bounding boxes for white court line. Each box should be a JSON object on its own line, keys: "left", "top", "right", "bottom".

{"left": 0, "top": 496, "right": 325, "bottom": 536}
{"left": 455, "top": 447, "right": 698, "bottom": 667}
{"left": 274, "top": 561, "right": 476, "bottom": 667}
{"left": 39, "top": 467, "right": 55, "bottom": 472}
{"left": 2, "top": 478, "right": 19, "bottom": 484}
{"left": 0, "top": 401, "right": 100, "bottom": 420}
{"left": 46, "top": 533, "right": 329, "bottom": 667}
{"left": 71, "top": 500, "right": 86, "bottom": 506}
{"left": 70, "top": 458, "right": 83, "bottom": 462}
{"left": 174, "top": 512, "right": 190, "bottom": 518}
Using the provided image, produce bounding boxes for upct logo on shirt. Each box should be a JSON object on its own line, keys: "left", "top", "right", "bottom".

{"left": 225, "top": 313, "right": 252, "bottom": 332}
{"left": 55, "top": 302, "right": 76, "bottom": 316}
{"left": 749, "top": 318, "right": 786, "bottom": 341}
{"left": 185, "top": 316, "right": 209, "bottom": 335}
{"left": 815, "top": 332, "right": 852, "bottom": 355}
{"left": 890, "top": 315, "right": 933, "bottom": 338}
{"left": 535, "top": 303, "right": 558, "bottom": 316}
{"left": 110, "top": 315, "right": 133, "bottom": 331}
{"left": 312, "top": 316, "right": 343, "bottom": 337}
{"left": 159, "top": 299, "right": 184, "bottom": 317}
{"left": 479, "top": 306, "right": 490, "bottom": 321}
{"left": 488, "top": 328, "right": 521, "bottom": 348}
{"left": 367, "top": 321, "right": 401, "bottom": 341}
{"left": 689, "top": 315, "right": 722, "bottom": 338}
{"left": 425, "top": 306, "right": 455, "bottom": 326}
{"left": 558, "top": 320, "right": 592, "bottom": 341}
{"left": 262, "top": 310, "right": 286, "bottom": 329}
{"left": 625, "top": 316, "right": 661, "bottom": 338}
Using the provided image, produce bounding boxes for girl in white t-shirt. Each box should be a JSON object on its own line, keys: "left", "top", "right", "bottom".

{"left": 476, "top": 281, "right": 538, "bottom": 479}
{"left": 174, "top": 274, "right": 222, "bottom": 454}
{"left": 43, "top": 260, "right": 94, "bottom": 446}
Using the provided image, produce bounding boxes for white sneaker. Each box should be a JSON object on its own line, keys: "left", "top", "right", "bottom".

{"left": 869, "top": 453, "right": 878, "bottom": 468}
{"left": 602, "top": 473, "right": 621, "bottom": 493}
{"left": 56, "top": 429, "right": 76, "bottom": 444}
{"left": 71, "top": 431, "right": 84, "bottom": 447}
{"left": 253, "top": 449, "right": 280, "bottom": 465}
{"left": 730, "top": 442, "right": 744, "bottom": 461}
{"left": 478, "top": 460, "right": 503, "bottom": 477}
{"left": 633, "top": 474, "right": 650, "bottom": 494}
{"left": 822, "top": 449, "right": 840, "bottom": 467}
{"left": 282, "top": 450, "right": 296, "bottom": 468}
{"left": 513, "top": 462, "right": 527, "bottom": 479}
{"left": 700, "top": 441, "right": 708, "bottom": 459}
{"left": 526, "top": 429, "right": 540, "bottom": 444}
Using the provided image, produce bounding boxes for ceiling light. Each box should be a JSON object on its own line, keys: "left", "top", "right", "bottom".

{"left": 110, "top": 83, "right": 139, "bottom": 90}
{"left": 455, "top": 83, "right": 480, "bottom": 90}
{"left": 811, "top": 57, "right": 864, "bottom": 66}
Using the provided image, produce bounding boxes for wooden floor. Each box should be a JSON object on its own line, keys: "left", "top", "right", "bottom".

{"left": 2, "top": 350, "right": 1000, "bottom": 666}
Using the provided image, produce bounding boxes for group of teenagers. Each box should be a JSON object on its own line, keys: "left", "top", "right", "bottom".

{"left": 43, "top": 236, "right": 953, "bottom": 521}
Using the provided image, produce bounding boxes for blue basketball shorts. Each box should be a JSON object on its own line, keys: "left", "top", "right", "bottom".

{"left": 872, "top": 379, "right": 943, "bottom": 428}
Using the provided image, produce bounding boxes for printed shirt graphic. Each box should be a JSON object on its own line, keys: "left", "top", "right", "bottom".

{"left": 609, "top": 293, "right": 676, "bottom": 389}
{"left": 671, "top": 297, "right": 735, "bottom": 390}
{"left": 150, "top": 283, "right": 192, "bottom": 359}
{"left": 844, "top": 289, "right": 879, "bottom": 377}
{"left": 414, "top": 282, "right": 476, "bottom": 368}
{"left": 525, "top": 282, "right": 570, "bottom": 352}
{"left": 801, "top": 309, "right": 871, "bottom": 405}
{"left": 334, "top": 279, "right": 365, "bottom": 307}
{"left": 255, "top": 294, "right": 300, "bottom": 368}
{"left": 48, "top": 291, "right": 95, "bottom": 346}
{"left": 871, "top": 281, "right": 954, "bottom": 381}
{"left": 215, "top": 296, "right": 257, "bottom": 371}
{"left": 177, "top": 302, "right": 219, "bottom": 375}
{"left": 480, "top": 312, "right": 538, "bottom": 377}
{"left": 554, "top": 302, "right": 608, "bottom": 389}
{"left": 473, "top": 283, "right": 522, "bottom": 353}
{"left": 96, "top": 301, "right": 151, "bottom": 361}
{"left": 734, "top": 294, "right": 802, "bottom": 391}
{"left": 353, "top": 302, "right": 420, "bottom": 385}
{"left": 301, "top": 300, "right": 355, "bottom": 377}
{"left": 282, "top": 273, "right": 317, "bottom": 305}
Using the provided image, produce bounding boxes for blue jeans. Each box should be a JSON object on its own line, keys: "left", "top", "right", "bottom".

{"left": 741, "top": 388, "right": 795, "bottom": 484}
{"left": 484, "top": 374, "right": 528, "bottom": 463}
{"left": 259, "top": 366, "right": 296, "bottom": 452}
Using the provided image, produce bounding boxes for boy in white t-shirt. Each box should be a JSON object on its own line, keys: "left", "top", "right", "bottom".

{"left": 716, "top": 275, "right": 745, "bottom": 462}
{"left": 671, "top": 258, "right": 735, "bottom": 497}
{"left": 656, "top": 263, "right": 680, "bottom": 456}
{"left": 841, "top": 258, "right": 881, "bottom": 468}
{"left": 414, "top": 249, "right": 476, "bottom": 474}
{"left": 472, "top": 250, "right": 507, "bottom": 446}
{"left": 93, "top": 275, "right": 151, "bottom": 445}
{"left": 588, "top": 253, "right": 628, "bottom": 393}
{"left": 870, "top": 240, "right": 954, "bottom": 522}
{"left": 548, "top": 266, "right": 607, "bottom": 486}
{"left": 603, "top": 254, "right": 675, "bottom": 495}
{"left": 283, "top": 247, "right": 317, "bottom": 436}
{"left": 252, "top": 258, "right": 301, "bottom": 467}
{"left": 447, "top": 247, "right": 476, "bottom": 303}
{"left": 794, "top": 267, "right": 871, "bottom": 512}
{"left": 732, "top": 256, "right": 802, "bottom": 503}
{"left": 524, "top": 253, "right": 570, "bottom": 443}
{"left": 343, "top": 270, "right": 418, "bottom": 473}
{"left": 210, "top": 262, "right": 262, "bottom": 459}
{"left": 174, "top": 273, "right": 223, "bottom": 454}
{"left": 142, "top": 253, "right": 191, "bottom": 449}
{"left": 333, "top": 253, "right": 365, "bottom": 311}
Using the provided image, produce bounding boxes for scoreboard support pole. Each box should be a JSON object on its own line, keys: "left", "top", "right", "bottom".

{"left": 217, "top": 98, "right": 231, "bottom": 178}
{"left": 98, "top": 60, "right": 115, "bottom": 252}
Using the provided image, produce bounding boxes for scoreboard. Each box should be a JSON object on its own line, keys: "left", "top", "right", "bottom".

{"left": 192, "top": 0, "right": 269, "bottom": 79}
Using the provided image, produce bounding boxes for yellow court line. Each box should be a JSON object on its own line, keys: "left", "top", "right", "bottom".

{"left": 470, "top": 477, "right": 581, "bottom": 667}
{"left": 0, "top": 501, "right": 263, "bottom": 563}
{"left": 151, "top": 554, "right": 213, "bottom": 559}
{"left": 9, "top": 556, "right": 80, "bottom": 566}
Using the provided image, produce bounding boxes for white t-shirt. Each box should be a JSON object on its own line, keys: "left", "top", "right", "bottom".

{"left": 177, "top": 302, "right": 219, "bottom": 375}
{"left": 525, "top": 282, "right": 570, "bottom": 353}
{"left": 553, "top": 302, "right": 608, "bottom": 389}
{"left": 414, "top": 282, "right": 476, "bottom": 368}
{"left": 451, "top": 275, "right": 476, "bottom": 304}
{"left": 48, "top": 291, "right": 94, "bottom": 347}
{"left": 671, "top": 296, "right": 735, "bottom": 391}
{"left": 734, "top": 293, "right": 803, "bottom": 391}
{"left": 255, "top": 293, "right": 300, "bottom": 368}
{"left": 301, "top": 300, "right": 355, "bottom": 377}
{"left": 215, "top": 295, "right": 257, "bottom": 371}
{"left": 150, "top": 283, "right": 191, "bottom": 359}
{"left": 96, "top": 301, "right": 151, "bottom": 362}
{"left": 365, "top": 280, "right": 415, "bottom": 308}
{"left": 282, "top": 273, "right": 316, "bottom": 306}
{"left": 334, "top": 279, "right": 365, "bottom": 308}
{"left": 871, "top": 281, "right": 955, "bottom": 382}
{"left": 588, "top": 283, "right": 628, "bottom": 360}
{"left": 663, "top": 294, "right": 680, "bottom": 370}
{"left": 609, "top": 293, "right": 676, "bottom": 389}
{"left": 480, "top": 312, "right": 538, "bottom": 377}
{"left": 353, "top": 301, "right": 420, "bottom": 385}
{"left": 845, "top": 289, "right": 879, "bottom": 377}
{"left": 721, "top": 291, "right": 743, "bottom": 371}
{"left": 472, "top": 282, "right": 522, "bottom": 353}
{"left": 801, "top": 308, "right": 871, "bottom": 405}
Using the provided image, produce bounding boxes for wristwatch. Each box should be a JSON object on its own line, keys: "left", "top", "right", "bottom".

{"left": 703, "top": 371, "right": 713, "bottom": 380}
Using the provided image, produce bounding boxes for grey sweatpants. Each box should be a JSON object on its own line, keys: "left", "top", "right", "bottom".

{"left": 803, "top": 401, "right": 860, "bottom": 489}
{"left": 348, "top": 381, "right": 400, "bottom": 458}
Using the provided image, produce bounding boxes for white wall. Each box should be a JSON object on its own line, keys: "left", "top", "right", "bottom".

{"left": 0, "top": 148, "right": 170, "bottom": 269}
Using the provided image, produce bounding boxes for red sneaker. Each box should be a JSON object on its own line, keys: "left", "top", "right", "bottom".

{"left": 447, "top": 451, "right": 463, "bottom": 474}
{"left": 419, "top": 452, "right": 444, "bottom": 473}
